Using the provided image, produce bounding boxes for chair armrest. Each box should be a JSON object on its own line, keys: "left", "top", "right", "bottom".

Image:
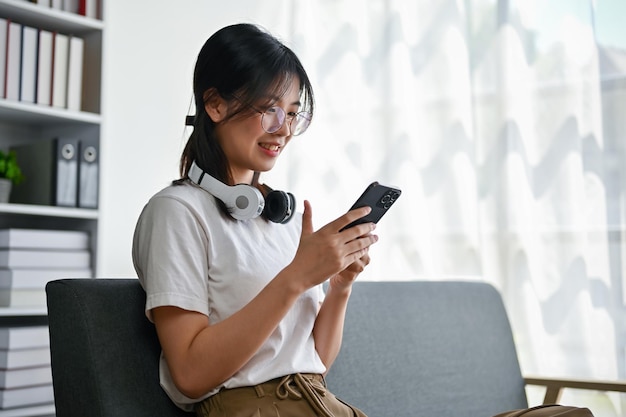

{"left": 524, "top": 375, "right": 626, "bottom": 404}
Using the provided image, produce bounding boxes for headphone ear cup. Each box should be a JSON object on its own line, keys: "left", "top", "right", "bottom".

{"left": 282, "top": 192, "right": 296, "bottom": 224}
{"left": 264, "top": 191, "right": 296, "bottom": 224}
{"left": 225, "top": 184, "right": 265, "bottom": 221}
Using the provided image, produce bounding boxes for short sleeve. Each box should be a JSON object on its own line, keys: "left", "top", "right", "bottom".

{"left": 132, "top": 194, "right": 210, "bottom": 321}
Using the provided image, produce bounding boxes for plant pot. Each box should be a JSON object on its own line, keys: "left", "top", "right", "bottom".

{"left": 0, "top": 178, "right": 12, "bottom": 203}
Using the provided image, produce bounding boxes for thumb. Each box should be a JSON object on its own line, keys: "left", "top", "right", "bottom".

{"left": 301, "top": 199, "right": 314, "bottom": 235}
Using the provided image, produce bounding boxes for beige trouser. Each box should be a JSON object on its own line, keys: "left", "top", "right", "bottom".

{"left": 196, "top": 373, "right": 367, "bottom": 417}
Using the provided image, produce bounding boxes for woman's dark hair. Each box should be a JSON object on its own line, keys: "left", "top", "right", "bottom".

{"left": 177, "top": 23, "right": 314, "bottom": 219}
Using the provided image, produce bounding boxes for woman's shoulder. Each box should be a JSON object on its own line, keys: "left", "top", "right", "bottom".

{"left": 152, "top": 180, "right": 208, "bottom": 200}
{"left": 144, "top": 181, "right": 216, "bottom": 215}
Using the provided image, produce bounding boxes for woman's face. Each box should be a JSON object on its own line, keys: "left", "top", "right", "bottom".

{"left": 213, "top": 78, "right": 302, "bottom": 185}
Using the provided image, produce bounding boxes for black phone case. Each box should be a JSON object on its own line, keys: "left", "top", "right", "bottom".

{"left": 341, "top": 181, "right": 402, "bottom": 231}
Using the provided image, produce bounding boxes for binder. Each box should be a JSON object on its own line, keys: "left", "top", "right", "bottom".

{"left": 0, "top": 18, "right": 7, "bottom": 98}
{"left": 36, "top": 29, "right": 54, "bottom": 106}
{"left": 20, "top": 25, "right": 39, "bottom": 104}
{"left": 54, "top": 138, "right": 79, "bottom": 206}
{"left": 78, "top": 137, "right": 99, "bottom": 208}
{"left": 79, "top": 0, "right": 98, "bottom": 18}
{"left": 5, "top": 21, "right": 21, "bottom": 101}
{"left": 51, "top": 32, "right": 69, "bottom": 108}
{"left": 10, "top": 138, "right": 79, "bottom": 207}
{"left": 63, "top": 0, "right": 80, "bottom": 14}
{"left": 67, "top": 35, "right": 84, "bottom": 112}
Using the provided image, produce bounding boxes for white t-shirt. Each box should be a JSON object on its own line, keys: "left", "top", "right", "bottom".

{"left": 132, "top": 181, "right": 326, "bottom": 411}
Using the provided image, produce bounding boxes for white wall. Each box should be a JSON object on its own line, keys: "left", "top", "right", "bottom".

{"left": 97, "top": 1, "right": 293, "bottom": 277}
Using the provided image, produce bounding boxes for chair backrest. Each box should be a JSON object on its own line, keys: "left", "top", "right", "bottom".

{"left": 324, "top": 280, "right": 529, "bottom": 417}
{"left": 46, "top": 278, "right": 194, "bottom": 417}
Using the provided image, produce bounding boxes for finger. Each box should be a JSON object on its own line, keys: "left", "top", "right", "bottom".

{"left": 342, "top": 222, "right": 377, "bottom": 242}
{"left": 359, "top": 253, "right": 371, "bottom": 266}
{"left": 301, "top": 200, "right": 314, "bottom": 235}
{"left": 330, "top": 206, "right": 372, "bottom": 232}
{"left": 346, "top": 254, "right": 369, "bottom": 273}
{"left": 346, "top": 234, "right": 378, "bottom": 257}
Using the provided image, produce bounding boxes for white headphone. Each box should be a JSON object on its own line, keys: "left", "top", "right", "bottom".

{"left": 188, "top": 161, "right": 295, "bottom": 223}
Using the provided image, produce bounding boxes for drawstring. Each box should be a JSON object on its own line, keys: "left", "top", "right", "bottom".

{"left": 276, "top": 373, "right": 334, "bottom": 417}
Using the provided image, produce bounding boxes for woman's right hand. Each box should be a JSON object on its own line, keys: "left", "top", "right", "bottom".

{"left": 284, "top": 200, "right": 378, "bottom": 292}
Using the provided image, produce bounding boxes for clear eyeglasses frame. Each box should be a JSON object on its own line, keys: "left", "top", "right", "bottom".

{"left": 257, "top": 106, "right": 312, "bottom": 136}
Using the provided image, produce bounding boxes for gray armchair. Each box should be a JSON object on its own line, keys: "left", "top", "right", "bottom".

{"left": 45, "top": 279, "right": 626, "bottom": 417}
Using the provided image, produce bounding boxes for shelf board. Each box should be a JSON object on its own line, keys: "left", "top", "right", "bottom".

{"left": 0, "top": 0, "right": 102, "bottom": 34}
{"left": 0, "top": 404, "right": 55, "bottom": 417}
{"left": 0, "top": 203, "right": 98, "bottom": 219}
{"left": 0, "top": 100, "right": 101, "bottom": 127}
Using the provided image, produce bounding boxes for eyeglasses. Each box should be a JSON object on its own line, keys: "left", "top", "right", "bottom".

{"left": 257, "top": 106, "right": 312, "bottom": 136}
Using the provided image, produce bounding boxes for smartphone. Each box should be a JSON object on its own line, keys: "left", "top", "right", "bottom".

{"left": 340, "top": 182, "right": 402, "bottom": 231}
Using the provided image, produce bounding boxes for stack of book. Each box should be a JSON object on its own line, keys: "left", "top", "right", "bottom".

{"left": 0, "top": 228, "right": 92, "bottom": 308}
{"left": 0, "top": 325, "right": 54, "bottom": 409}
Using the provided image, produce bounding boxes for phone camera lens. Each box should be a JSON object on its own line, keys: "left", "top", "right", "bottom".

{"left": 379, "top": 190, "right": 400, "bottom": 209}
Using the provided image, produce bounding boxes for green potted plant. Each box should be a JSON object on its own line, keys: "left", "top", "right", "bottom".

{"left": 0, "top": 150, "right": 24, "bottom": 203}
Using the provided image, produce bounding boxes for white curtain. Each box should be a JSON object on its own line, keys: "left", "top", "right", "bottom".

{"left": 266, "top": 0, "right": 626, "bottom": 414}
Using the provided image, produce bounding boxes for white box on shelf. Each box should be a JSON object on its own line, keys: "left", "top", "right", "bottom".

{"left": 0, "top": 249, "right": 90, "bottom": 269}
{"left": 0, "top": 384, "right": 54, "bottom": 409}
{"left": 0, "top": 268, "right": 93, "bottom": 289}
{"left": 0, "top": 366, "right": 52, "bottom": 389}
{"left": 0, "top": 327, "right": 49, "bottom": 351}
{"left": 0, "top": 229, "right": 89, "bottom": 250}
{"left": 0, "top": 347, "right": 50, "bottom": 370}
{"left": 0, "top": 289, "right": 46, "bottom": 308}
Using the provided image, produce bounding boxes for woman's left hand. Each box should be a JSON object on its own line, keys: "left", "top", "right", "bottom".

{"left": 314, "top": 240, "right": 372, "bottom": 369}
{"left": 329, "top": 249, "right": 371, "bottom": 292}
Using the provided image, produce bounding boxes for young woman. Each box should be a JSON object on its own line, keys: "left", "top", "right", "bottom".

{"left": 132, "top": 23, "right": 376, "bottom": 417}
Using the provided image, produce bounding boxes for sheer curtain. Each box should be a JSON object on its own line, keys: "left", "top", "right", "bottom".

{"left": 268, "top": 0, "right": 625, "bottom": 414}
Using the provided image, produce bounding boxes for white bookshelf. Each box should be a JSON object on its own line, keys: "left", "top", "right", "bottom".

{"left": 0, "top": 1, "right": 104, "bottom": 416}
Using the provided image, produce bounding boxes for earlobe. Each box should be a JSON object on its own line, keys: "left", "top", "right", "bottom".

{"left": 203, "top": 89, "right": 227, "bottom": 123}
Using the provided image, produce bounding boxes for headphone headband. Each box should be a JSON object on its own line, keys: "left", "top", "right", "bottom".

{"left": 189, "top": 161, "right": 264, "bottom": 220}
{"left": 188, "top": 161, "right": 229, "bottom": 196}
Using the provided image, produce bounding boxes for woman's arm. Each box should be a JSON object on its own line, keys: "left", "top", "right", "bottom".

{"left": 312, "top": 252, "right": 371, "bottom": 370}
{"left": 152, "top": 268, "right": 302, "bottom": 399}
